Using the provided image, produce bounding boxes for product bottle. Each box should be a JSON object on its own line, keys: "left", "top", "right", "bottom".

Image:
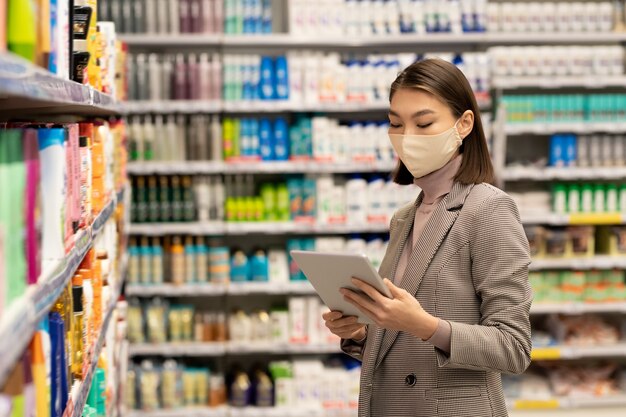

{"left": 259, "top": 56, "right": 275, "bottom": 100}
{"left": 158, "top": 176, "right": 171, "bottom": 222}
{"left": 171, "top": 176, "right": 184, "bottom": 222}
{"left": 7, "top": 0, "right": 37, "bottom": 61}
{"left": 346, "top": 175, "right": 368, "bottom": 225}
{"left": 147, "top": 175, "right": 160, "bottom": 222}
{"left": 182, "top": 176, "right": 196, "bottom": 221}
{"left": 184, "top": 236, "right": 196, "bottom": 283}
{"left": 171, "top": 237, "right": 185, "bottom": 285}
{"left": 139, "top": 237, "right": 152, "bottom": 285}
{"left": 78, "top": 135, "right": 92, "bottom": 228}
{"left": 152, "top": 237, "right": 164, "bottom": 284}
{"left": 38, "top": 128, "right": 67, "bottom": 269}
{"left": 30, "top": 330, "right": 50, "bottom": 417}
{"left": 250, "top": 250, "right": 269, "bottom": 282}
{"left": 195, "top": 236, "right": 209, "bottom": 283}
{"left": 71, "top": 274, "right": 84, "bottom": 379}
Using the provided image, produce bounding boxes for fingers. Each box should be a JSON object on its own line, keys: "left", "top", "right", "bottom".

{"left": 322, "top": 311, "right": 344, "bottom": 321}
{"left": 341, "top": 287, "right": 378, "bottom": 314}
{"left": 350, "top": 278, "right": 387, "bottom": 303}
{"left": 384, "top": 278, "right": 402, "bottom": 298}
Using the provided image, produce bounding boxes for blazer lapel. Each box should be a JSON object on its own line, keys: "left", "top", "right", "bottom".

{"left": 374, "top": 182, "right": 475, "bottom": 369}
{"left": 365, "top": 199, "right": 418, "bottom": 373}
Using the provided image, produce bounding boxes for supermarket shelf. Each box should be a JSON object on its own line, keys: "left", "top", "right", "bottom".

{"left": 119, "top": 100, "right": 222, "bottom": 114}
{"left": 118, "top": 33, "right": 222, "bottom": 47}
{"left": 119, "top": 97, "right": 490, "bottom": 115}
{"left": 503, "top": 166, "right": 626, "bottom": 181}
{"left": 128, "top": 342, "right": 342, "bottom": 357}
{"left": 530, "top": 256, "right": 626, "bottom": 270}
{"left": 0, "top": 52, "right": 117, "bottom": 117}
{"left": 531, "top": 343, "right": 626, "bottom": 361}
{"left": 127, "top": 160, "right": 397, "bottom": 175}
{"left": 506, "top": 122, "right": 626, "bottom": 135}
{"left": 521, "top": 212, "right": 626, "bottom": 225}
{"left": 129, "top": 222, "right": 390, "bottom": 236}
{"left": 126, "top": 408, "right": 324, "bottom": 417}
{"left": 120, "top": 32, "right": 626, "bottom": 48}
{"left": 493, "top": 75, "right": 626, "bottom": 90}
{"left": 125, "top": 282, "right": 315, "bottom": 297}
{"left": 0, "top": 190, "right": 123, "bottom": 387}
{"left": 67, "top": 255, "right": 127, "bottom": 417}
{"left": 531, "top": 302, "right": 626, "bottom": 315}
{"left": 509, "top": 395, "right": 626, "bottom": 411}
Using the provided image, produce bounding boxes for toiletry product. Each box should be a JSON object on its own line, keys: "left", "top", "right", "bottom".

{"left": 38, "top": 128, "right": 67, "bottom": 269}
{"left": 7, "top": 0, "right": 37, "bottom": 61}
{"left": 71, "top": 274, "right": 84, "bottom": 379}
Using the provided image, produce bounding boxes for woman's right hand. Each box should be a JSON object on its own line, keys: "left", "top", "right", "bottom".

{"left": 323, "top": 311, "right": 366, "bottom": 340}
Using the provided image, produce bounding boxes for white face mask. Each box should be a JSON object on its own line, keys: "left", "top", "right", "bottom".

{"left": 388, "top": 120, "right": 463, "bottom": 179}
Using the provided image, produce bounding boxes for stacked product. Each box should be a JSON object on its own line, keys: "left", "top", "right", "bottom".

{"left": 550, "top": 183, "right": 626, "bottom": 215}
{"left": 530, "top": 269, "right": 626, "bottom": 303}
{"left": 130, "top": 174, "right": 420, "bottom": 227}
{"left": 547, "top": 134, "right": 626, "bottom": 168}
{"left": 126, "top": 235, "right": 389, "bottom": 287}
{"left": 486, "top": 2, "right": 616, "bottom": 33}
{"left": 126, "top": 359, "right": 361, "bottom": 411}
{"left": 4, "top": 0, "right": 127, "bottom": 98}
{"left": 98, "top": 0, "right": 225, "bottom": 34}
{"left": 126, "top": 359, "right": 227, "bottom": 411}
{"left": 0, "top": 121, "right": 127, "bottom": 315}
{"left": 127, "top": 53, "right": 222, "bottom": 102}
{"left": 0, "top": 218, "right": 126, "bottom": 417}
{"left": 126, "top": 297, "right": 339, "bottom": 347}
{"left": 503, "top": 94, "right": 626, "bottom": 124}
{"left": 490, "top": 46, "right": 624, "bottom": 77}
{"left": 525, "top": 225, "right": 626, "bottom": 259}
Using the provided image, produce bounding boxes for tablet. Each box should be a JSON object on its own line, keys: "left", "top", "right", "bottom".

{"left": 290, "top": 250, "right": 392, "bottom": 324}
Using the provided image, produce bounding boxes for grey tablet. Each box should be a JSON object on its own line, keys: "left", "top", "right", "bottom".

{"left": 290, "top": 250, "right": 392, "bottom": 324}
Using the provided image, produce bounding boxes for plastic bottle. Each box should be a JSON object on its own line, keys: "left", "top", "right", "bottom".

{"left": 7, "top": 0, "right": 37, "bottom": 61}
{"left": 346, "top": 175, "right": 368, "bottom": 225}
{"left": 171, "top": 237, "right": 185, "bottom": 285}
{"left": 259, "top": 56, "right": 276, "bottom": 100}
{"left": 151, "top": 237, "right": 164, "bottom": 284}
{"left": 38, "top": 128, "right": 66, "bottom": 269}
{"left": 184, "top": 236, "right": 196, "bottom": 283}
{"left": 274, "top": 56, "right": 290, "bottom": 100}
{"left": 367, "top": 176, "right": 386, "bottom": 223}
{"left": 250, "top": 249, "right": 269, "bottom": 282}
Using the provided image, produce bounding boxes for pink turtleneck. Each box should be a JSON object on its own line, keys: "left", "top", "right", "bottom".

{"left": 394, "top": 154, "right": 462, "bottom": 353}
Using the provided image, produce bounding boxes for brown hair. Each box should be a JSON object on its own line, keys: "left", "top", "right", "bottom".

{"left": 389, "top": 59, "right": 494, "bottom": 185}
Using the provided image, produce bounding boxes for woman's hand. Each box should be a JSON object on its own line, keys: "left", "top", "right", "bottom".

{"left": 341, "top": 278, "right": 439, "bottom": 340}
{"left": 322, "top": 311, "right": 367, "bottom": 340}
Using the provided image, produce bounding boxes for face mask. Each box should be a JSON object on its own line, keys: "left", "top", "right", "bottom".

{"left": 388, "top": 120, "right": 463, "bottom": 179}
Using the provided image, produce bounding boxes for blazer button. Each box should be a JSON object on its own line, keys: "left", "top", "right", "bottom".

{"left": 404, "top": 373, "right": 417, "bottom": 387}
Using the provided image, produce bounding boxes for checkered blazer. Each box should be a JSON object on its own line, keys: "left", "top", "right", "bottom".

{"left": 341, "top": 182, "right": 533, "bottom": 417}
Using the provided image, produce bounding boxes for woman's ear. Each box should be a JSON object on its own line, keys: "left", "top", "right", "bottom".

{"left": 457, "top": 110, "right": 474, "bottom": 140}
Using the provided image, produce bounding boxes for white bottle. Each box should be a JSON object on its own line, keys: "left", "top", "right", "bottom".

{"left": 38, "top": 129, "right": 66, "bottom": 270}
{"left": 316, "top": 175, "right": 334, "bottom": 225}
{"left": 268, "top": 249, "right": 289, "bottom": 284}
{"left": 346, "top": 176, "right": 369, "bottom": 225}
{"left": 367, "top": 177, "right": 386, "bottom": 223}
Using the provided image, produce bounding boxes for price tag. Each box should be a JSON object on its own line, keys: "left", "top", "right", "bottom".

{"left": 514, "top": 399, "right": 560, "bottom": 410}
{"left": 531, "top": 347, "right": 562, "bottom": 360}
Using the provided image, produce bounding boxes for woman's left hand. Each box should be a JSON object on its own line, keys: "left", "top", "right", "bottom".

{"left": 341, "top": 278, "right": 440, "bottom": 340}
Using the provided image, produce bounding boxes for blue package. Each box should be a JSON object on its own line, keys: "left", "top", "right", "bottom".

{"left": 565, "top": 134, "right": 577, "bottom": 167}
{"left": 259, "top": 118, "right": 274, "bottom": 160}
{"left": 273, "top": 118, "right": 289, "bottom": 160}
{"left": 549, "top": 135, "right": 565, "bottom": 167}
{"left": 250, "top": 250, "right": 269, "bottom": 282}
{"left": 49, "top": 312, "right": 68, "bottom": 417}
{"left": 230, "top": 250, "right": 250, "bottom": 282}
{"left": 259, "top": 56, "right": 275, "bottom": 100}
{"left": 249, "top": 118, "right": 260, "bottom": 157}
{"left": 243, "top": 0, "right": 254, "bottom": 33}
{"left": 275, "top": 56, "right": 289, "bottom": 100}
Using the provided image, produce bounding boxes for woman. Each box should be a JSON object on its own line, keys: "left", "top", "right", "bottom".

{"left": 323, "top": 59, "right": 532, "bottom": 417}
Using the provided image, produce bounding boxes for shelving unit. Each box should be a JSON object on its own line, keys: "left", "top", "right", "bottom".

{"left": 128, "top": 222, "right": 391, "bottom": 236}
{"left": 492, "top": 76, "right": 626, "bottom": 90}
{"left": 503, "top": 167, "right": 626, "bottom": 181}
{"left": 128, "top": 342, "right": 341, "bottom": 358}
{"left": 119, "top": 32, "right": 626, "bottom": 48}
{"left": 65, "top": 256, "right": 127, "bottom": 417}
{"left": 0, "top": 189, "right": 124, "bottom": 387}
{"left": 0, "top": 52, "right": 118, "bottom": 117}
{"left": 127, "top": 160, "right": 398, "bottom": 175}
{"left": 531, "top": 343, "right": 626, "bottom": 360}
{"left": 505, "top": 122, "right": 626, "bottom": 135}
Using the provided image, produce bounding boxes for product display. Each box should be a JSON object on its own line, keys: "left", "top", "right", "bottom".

{"left": 503, "top": 94, "right": 626, "bottom": 124}
{"left": 5, "top": 1, "right": 626, "bottom": 416}
{"left": 130, "top": 173, "right": 420, "bottom": 226}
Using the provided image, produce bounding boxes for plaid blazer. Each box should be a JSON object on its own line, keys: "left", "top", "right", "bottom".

{"left": 341, "top": 182, "right": 533, "bottom": 417}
